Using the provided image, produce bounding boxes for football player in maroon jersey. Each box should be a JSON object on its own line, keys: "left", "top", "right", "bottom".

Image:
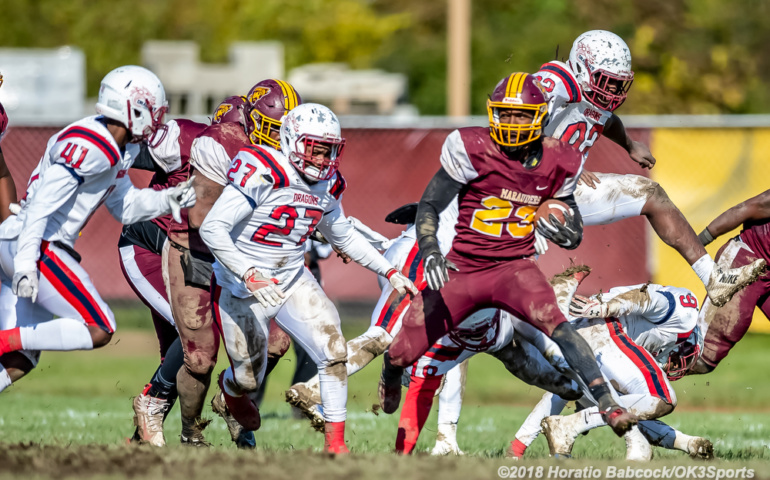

{"left": 378, "top": 72, "right": 637, "bottom": 436}
{"left": 692, "top": 190, "right": 770, "bottom": 373}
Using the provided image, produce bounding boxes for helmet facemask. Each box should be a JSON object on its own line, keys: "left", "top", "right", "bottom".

{"left": 581, "top": 65, "right": 634, "bottom": 111}
{"left": 126, "top": 99, "right": 168, "bottom": 148}
{"left": 289, "top": 134, "right": 345, "bottom": 182}
{"left": 487, "top": 101, "right": 548, "bottom": 148}
{"left": 248, "top": 109, "right": 283, "bottom": 149}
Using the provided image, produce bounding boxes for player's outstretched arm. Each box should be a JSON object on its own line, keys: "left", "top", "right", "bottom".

{"left": 603, "top": 113, "right": 656, "bottom": 169}
{"left": 0, "top": 147, "right": 18, "bottom": 221}
{"left": 699, "top": 189, "right": 770, "bottom": 245}
{"left": 104, "top": 174, "right": 196, "bottom": 224}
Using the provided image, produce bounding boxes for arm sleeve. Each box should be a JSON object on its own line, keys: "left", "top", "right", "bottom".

{"left": 199, "top": 185, "right": 256, "bottom": 280}
{"left": 316, "top": 203, "right": 394, "bottom": 277}
{"left": 130, "top": 143, "right": 159, "bottom": 172}
{"left": 416, "top": 167, "right": 464, "bottom": 255}
{"left": 14, "top": 164, "right": 80, "bottom": 273}
{"left": 104, "top": 174, "right": 173, "bottom": 225}
{"left": 604, "top": 285, "right": 674, "bottom": 322}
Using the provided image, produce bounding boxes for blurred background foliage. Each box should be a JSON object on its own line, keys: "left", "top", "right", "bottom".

{"left": 1, "top": 0, "right": 769, "bottom": 115}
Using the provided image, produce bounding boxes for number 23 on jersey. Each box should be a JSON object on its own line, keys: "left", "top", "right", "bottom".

{"left": 470, "top": 196, "right": 536, "bottom": 238}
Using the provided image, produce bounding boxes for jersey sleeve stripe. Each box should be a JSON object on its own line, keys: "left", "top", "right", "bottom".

{"left": 652, "top": 290, "right": 677, "bottom": 325}
{"left": 61, "top": 165, "right": 84, "bottom": 184}
{"left": 58, "top": 126, "right": 121, "bottom": 167}
{"left": 540, "top": 64, "right": 581, "bottom": 103}
{"left": 329, "top": 173, "right": 346, "bottom": 200}
{"left": 242, "top": 146, "right": 289, "bottom": 188}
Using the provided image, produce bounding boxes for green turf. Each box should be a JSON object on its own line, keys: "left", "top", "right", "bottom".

{"left": 1, "top": 314, "right": 769, "bottom": 467}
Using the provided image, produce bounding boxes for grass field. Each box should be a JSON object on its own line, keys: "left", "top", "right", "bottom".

{"left": 1, "top": 307, "right": 768, "bottom": 479}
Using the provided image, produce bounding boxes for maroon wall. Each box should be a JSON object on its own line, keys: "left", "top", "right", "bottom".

{"left": 1, "top": 126, "right": 652, "bottom": 301}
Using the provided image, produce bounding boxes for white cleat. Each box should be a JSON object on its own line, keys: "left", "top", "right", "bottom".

{"left": 431, "top": 423, "right": 464, "bottom": 456}
{"left": 706, "top": 260, "right": 766, "bottom": 307}
{"left": 624, "top": 426, "right": 653, "bottom": 461}
{"left": 541, "top": 416, "right": 578, "bottom": 458}
{"left": 687, "top": 437, "right": 714, "bottom": 460}
{"left": 132, "top": 391, "right": 170, "bottom": 447}
{"left": 285, "top": 383, "right": 325, "bottom": 432}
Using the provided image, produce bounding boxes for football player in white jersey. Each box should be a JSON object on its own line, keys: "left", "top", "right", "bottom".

{"left": 200, "top": 103, "right": 417, "bottom": 454}
{"left": 0, "top": 66, "right": 196, "bottom": 393}
{"left": 512, "top": 281, "right": 711, "bottom": 460}
{"left": 535, "top": 30, "right": 764, "bottom": 307}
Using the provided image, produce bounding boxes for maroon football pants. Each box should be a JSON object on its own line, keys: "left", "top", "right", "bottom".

{"left": 701, "top": 239, "right": 770, "bottom": 367}
{"left": 388, "top": 252, "right": 568, "bottom": 368}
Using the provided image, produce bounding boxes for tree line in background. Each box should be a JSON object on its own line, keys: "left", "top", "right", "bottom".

{"left": 1, "top": 0, "right": 769, "bottom": 115}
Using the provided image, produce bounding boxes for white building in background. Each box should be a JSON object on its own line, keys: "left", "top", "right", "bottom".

{"left": 141, "top": 41, "right": 284, "bottom": 116}
{"left": 0, "top": 47, "right": 85, "bottom": 125}
{"left": 288, "top": 63, "right": 416, "bottom": 116}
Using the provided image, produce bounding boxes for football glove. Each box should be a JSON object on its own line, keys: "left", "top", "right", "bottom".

{"left": 386, "top": 269, "right": 419, "bottom": 296}
{"left": 243, "top": 268, "right": 285, "bottom": 308}
{"left": 12, "top": 270, "right": 39, "bottom": 302}
{"left": 422, "top": 251, "right": 459, "bottom": 291}
{"left": 536, "top": 209, "right": 582, "bottom": 250}
{"left": 166, "top": 176, "right": 197, "bottom": 224}
{"left": 569, "top": 294, "right": 608, "bottom": 318}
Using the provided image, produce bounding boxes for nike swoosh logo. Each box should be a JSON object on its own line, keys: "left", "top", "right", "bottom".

{"left": 536, "top": 186, "right": 548, "bottom": 190}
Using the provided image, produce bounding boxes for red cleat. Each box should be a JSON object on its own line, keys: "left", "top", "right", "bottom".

{"left": 217, "top": 371, "right": 261, "bottom": 431}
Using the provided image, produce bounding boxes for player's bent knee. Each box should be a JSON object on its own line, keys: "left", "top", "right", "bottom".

{"left": 186, "top": 350, "right": 217, "bottom": 376}
{"left": 267, "top": 326, "right": 292, "bottom": 358}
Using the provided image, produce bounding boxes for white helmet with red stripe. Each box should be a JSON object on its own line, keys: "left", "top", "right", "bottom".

{"left": 95, "top": 66, "right": 168, "bottom": 147}
{"left": 568, "top": 30, "right": 634, "bottom": 111}
{"left": 280, "top": 103, "right": 345, "bottom": 182}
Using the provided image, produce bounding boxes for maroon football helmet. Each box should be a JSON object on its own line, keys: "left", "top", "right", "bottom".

{"left": 487, "top": 73, "right": 548, "bottom": 148}
{"left": 245, "top": 79, "right": 301, "bottom": 149}
{"left": 212, "top": 95, "right": 248, "bottom": 127}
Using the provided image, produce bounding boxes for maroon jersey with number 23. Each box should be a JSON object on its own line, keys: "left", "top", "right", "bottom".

{"left": 440, "top": 126, "right": 582, "bottom": 260}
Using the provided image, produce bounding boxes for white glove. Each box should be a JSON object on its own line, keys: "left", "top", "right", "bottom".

{"left": 569, "top": 294, "right": 608, "bottom": 318}
{"left": 8, "top": 203, "right": 21, "bottom": 215}
{"left": 12, "top": 270, "right": 39, "bottom": 302}
{"left": 534, "top": 230, "right": 549, "bottom": 255}
{"left": 166, "top": 176, "right": 197, "bottom": 223}
{"left": 243, "top": 267, "right": 285, "bottom": 308}
{"left": 387, "top": 269, "right": 419, "bottom": 296}
{"left": 348, "top": 216, "right": 394, "bottom": 251}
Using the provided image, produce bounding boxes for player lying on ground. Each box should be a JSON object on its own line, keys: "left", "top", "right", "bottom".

{"left": 163, "top": 79, "right": 301, "bottom": 447}
{"left": 690, "top": 189, "right": 770, "bottom": 374}
{"left": 378, "top": 71, "right": 638, "bottom": 437}
{"left": 121, "top": 96, "right": 253, "bottom": 447}
{"left": 536, "top": 30, "right": 764, "bottom": 307}
{"left": 0, "top": 66, "right": 196, "bottom": 393}
{"left": 200, "top": 103, "right": 417, "bottom": 454}
{"left": 512, "top": 281, "right": 711, "bottom": 460}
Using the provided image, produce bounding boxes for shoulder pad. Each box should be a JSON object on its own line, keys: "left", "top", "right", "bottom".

{"left": 537, "top": 61, "right": 582, "bottom": 103}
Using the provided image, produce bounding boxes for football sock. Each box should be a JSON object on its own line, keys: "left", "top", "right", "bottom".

{"left": 637, "top": 419, "right": 676, "bottom": 449}
{"left": 673, "top": 431, "right": 697, "bottom": 452}
{"left": 396, "top": 375, "right": 441, "bottom": 454}
{"left": 0, "top": 328, "right": 22, "bottom": 355}
{"left": 18, "top": 319, "right": 93, "bottom": 351}
{"left": 0, "top": 363, "right": 12, "bottom": 393}
{"left": 514, "top": 392, "right": 569, "bottom": 446}
{"left": 148, "top": 337, "right": 183, "bottom": 400}
{"left": 573, "top": 406, "right": 608, "bottom": 434}
{"left": 318, "top": 362, "right": 348, "bottom": 423}
{"left": 324, "top": 421, "right": 348, "bottom": 453}
{"left": 437, "top": 363, "right": 465, "bottom": 425}
{"left": 509, "top": 439, "right": 528, "bottom": 458}
{"left": 692, "top": 254, "right": 715, "bottom": 286}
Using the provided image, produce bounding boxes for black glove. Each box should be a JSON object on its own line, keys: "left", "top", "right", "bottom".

{"left": 422, "top": 248, "right": 459, "bottom": 290}
{"left": 537, "top": 211, "right": 582, "bottom": 250}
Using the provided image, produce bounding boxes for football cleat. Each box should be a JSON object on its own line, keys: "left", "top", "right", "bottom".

{"left": 211, "top": 390, "right": 256, "bottom": 449}
{"left": 602, "top": 406, "right": 639, "bottom": 437}
{"left": 624, "top": 426, "right": 653, "bottom": 461}
{"left": 687, "top": 437, "right": 714, "bottom": 460}
{"left": 285, "top": 384, "right": 325, "bottom": 432}
{"left": 217, "top": 371, "right": 261, "bottom": 431}
{"left": 706, "top": 259, "right": 766, "bottom": 307}
{"left": 180, "top": 417, "right": 211, "bottom": 447}
{"left": 132, "top": 386, "right": 170, "bottom": 447}
{"left": 541, "top": 416, "right": 578, "bottom": 458}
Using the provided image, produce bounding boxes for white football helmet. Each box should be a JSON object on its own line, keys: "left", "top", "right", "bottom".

{"left": 568, "top": 30, "right": 634, "bottom": 111}
{"left": 280, "top": 103, "right": 345, "bottom": 182}
{"left": 663, "top": 324, "right": 704, "bottom": 381}
{"left": 95, "top": 65, "right": 168, "bottom": 147}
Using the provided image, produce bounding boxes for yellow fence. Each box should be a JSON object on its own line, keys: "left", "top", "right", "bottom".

{"left": 650, "top": 128, "right": 770, "bottom": 333}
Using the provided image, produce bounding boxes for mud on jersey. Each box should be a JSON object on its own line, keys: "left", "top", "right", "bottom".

{"left": 440, "top": 127, "right": 581, "bottom": 260}
{"left": 536, "top": 61, "right": 612, "bottom": 164}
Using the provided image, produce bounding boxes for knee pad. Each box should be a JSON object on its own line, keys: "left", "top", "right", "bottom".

{"left": 91, "top": 330, "right": 113, "bottom": 349}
